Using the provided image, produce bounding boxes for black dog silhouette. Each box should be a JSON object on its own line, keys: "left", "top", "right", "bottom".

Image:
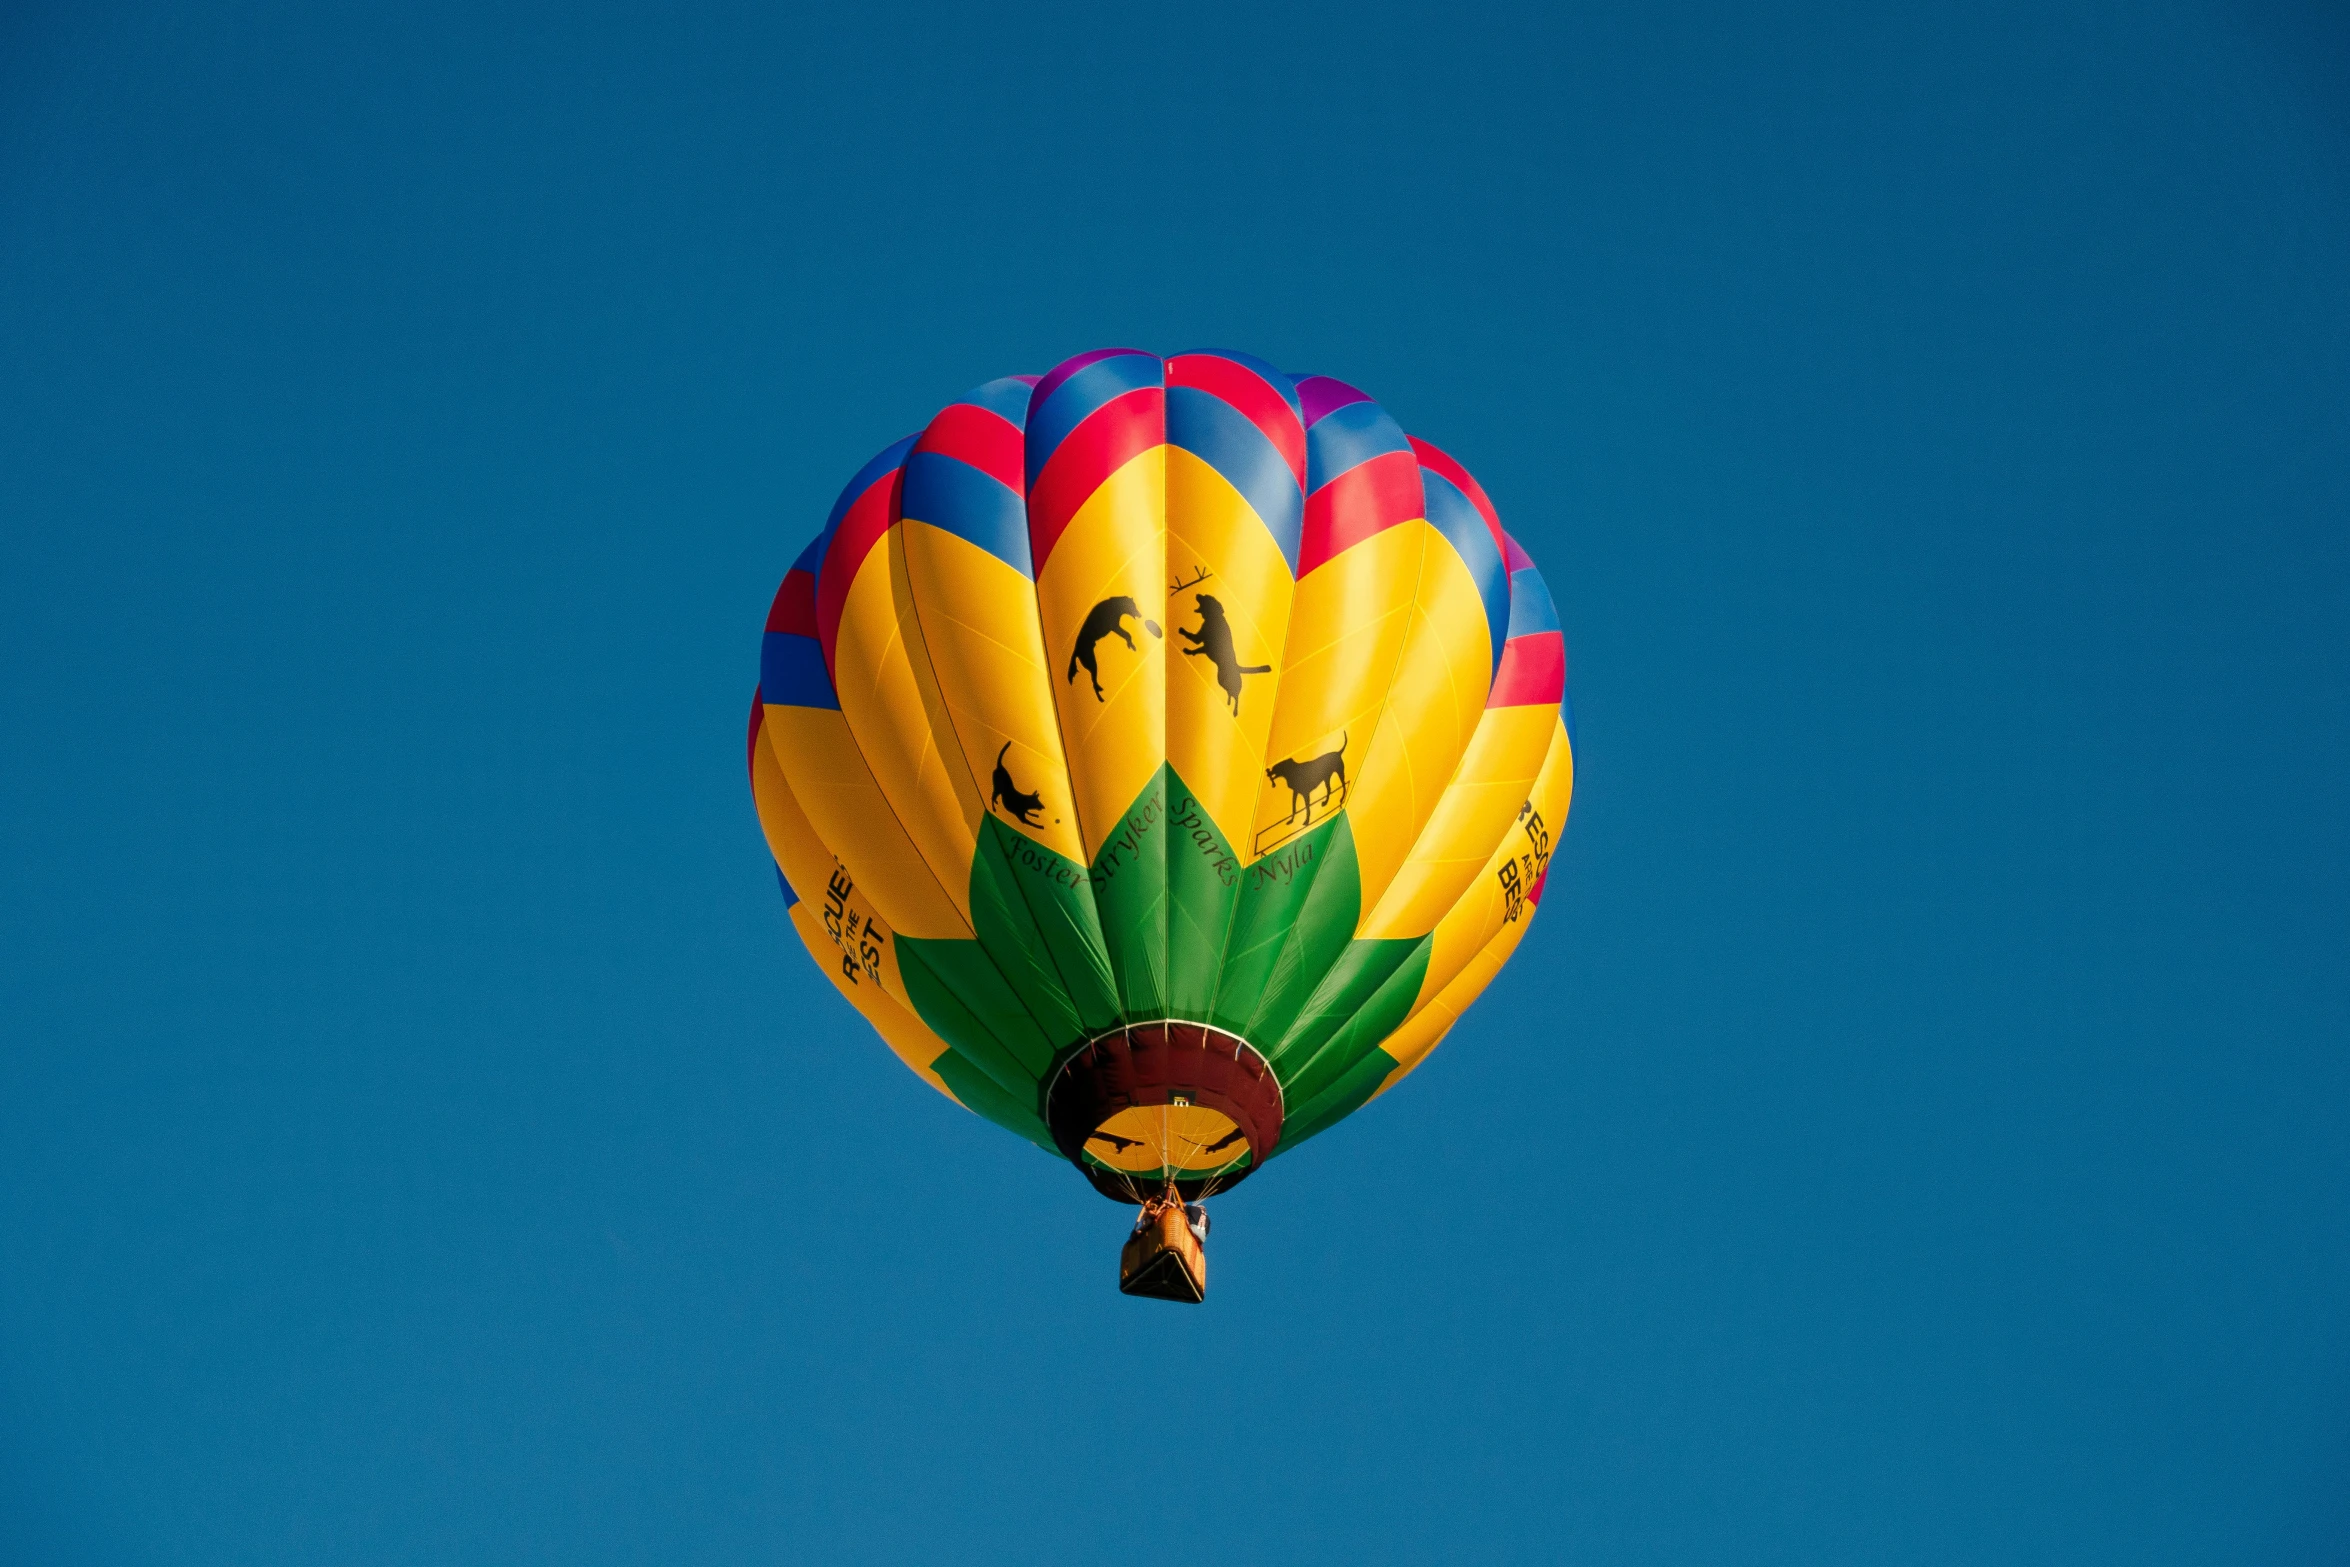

{"left": 1266, "top": 732, "right": 1348, "bottom": 822}
{"left": 990, "top": 742, "right": 1046, "bottom": 827}
{"left": 1178, "top": 594, "right": 1271, "bottom": 714}
{"left": 1066, "top": 595, "right": 1161, "bottom": 701}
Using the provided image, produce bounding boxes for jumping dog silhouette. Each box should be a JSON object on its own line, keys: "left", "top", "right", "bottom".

{"left": 1266, "top": 732, "right": 1348, "bottom": 823}
{"left": 1066, "top": 596, "right": 1161, "bottom": 701}
{"left": 990, "top": 743, "right": 1046, "bottom": 827}
{"left": 1177, "top": 594, "right": 1270, "bottom": 714}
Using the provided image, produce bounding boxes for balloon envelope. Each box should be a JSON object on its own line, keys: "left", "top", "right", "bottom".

{"left": 749, "top": 350, "right": 1572, "bottom": 1200}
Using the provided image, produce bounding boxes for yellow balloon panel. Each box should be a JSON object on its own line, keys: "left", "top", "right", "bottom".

{"left": 1362, "top": 722, "right": 1573, "bottom": 1099}
{"left": 1164, "top": 445, "right": 1296, "bottom": 849}
{"left": 1360, "top": 701, "right": 1558, "bottom": 940}
{"left": 749, "top": 714, "right": 830, "bottom": 899}
{"left": 1247, "top": 521, "right": 1425, "bottom": 859}
{"left": 897, "top": 518, "right": 1089, "bottom": 865}
{"left": 1407, "top": 714, "right": 1575, "bottom": 1013}
{"left": 1036, "top": 447, "right": 1168, "bottom": 862}
{"left": 761, "top": 703, "right": 967, "bottom": 943}
{"left": 751, "top": 722, "right": 924, "bottom": 1020}
{"left": 828, "top": 535, "right": 986, "bottom": 922}
{"left": 1343, "top": 531, "right": 1497, "bottom": 923}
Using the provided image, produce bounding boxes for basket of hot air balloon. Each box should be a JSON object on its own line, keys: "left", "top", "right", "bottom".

{"left": 746, "top": 349, "right": 1573, "bottom": 1299}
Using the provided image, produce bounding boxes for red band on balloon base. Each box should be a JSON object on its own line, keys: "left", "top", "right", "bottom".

{"left": 1045, "top": 1023, "right": 1285, "bottom": 1203}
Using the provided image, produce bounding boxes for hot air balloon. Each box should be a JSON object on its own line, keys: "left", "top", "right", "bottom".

{"left": 747, "top": 349, "right": 1573, "bottom": 1300}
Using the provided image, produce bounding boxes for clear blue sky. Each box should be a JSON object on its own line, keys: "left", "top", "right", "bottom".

{"left": 3, "top": 2, "right": 2345, "bottom": 1562}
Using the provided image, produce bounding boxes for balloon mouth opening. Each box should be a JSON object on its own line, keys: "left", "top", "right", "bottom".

{"left": 1044, "top": 1023, "right": 1284, "bottom": 1204}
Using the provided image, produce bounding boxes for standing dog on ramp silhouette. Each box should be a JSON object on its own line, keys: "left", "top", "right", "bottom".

{"left": 1177, "top": 594, "right": 1271, "bottom": 714}
{"left": 1266, "top": 733, "right": 1348, "bottom": 823}
{"left": 1066, "top": 596, "right": 1162, "bottom": 701}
